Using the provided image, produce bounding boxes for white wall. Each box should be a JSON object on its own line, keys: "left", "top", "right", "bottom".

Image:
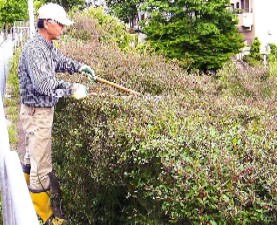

{"left": 254, "top": 0, "right": 277, "bottom": 51}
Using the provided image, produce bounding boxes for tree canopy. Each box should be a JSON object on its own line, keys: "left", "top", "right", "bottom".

{"left": 0, "top": 0, "right": 28, "bottom": 29}
{"left": 141, "top": 0, "right": 244, "bottom": 72}
{"left": 106, "top": 0, "right": 145, "bottom": 25}
{"left": 0, "top": 0, "right": 6, "bottom": 9}
{"left": 42, "top": 0, "right": 85, "bottom": 11}
{"left": 0, "top": 0, "right": 86, "bottom": 30}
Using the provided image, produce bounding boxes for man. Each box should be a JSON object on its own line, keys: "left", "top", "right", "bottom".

{"left": 18, "top": 3, "right": 94, "bottom": 225}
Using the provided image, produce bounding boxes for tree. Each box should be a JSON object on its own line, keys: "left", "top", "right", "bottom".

{"left": 106, "top": 0, "right": 145, "bottom": 26}
{"left": 249, "top": 37, "right": 261, "bottom": 61}
{"left": 0, "top": 0, "right": 5, "bottom": 28}
{"left": 0, "top": 0, "right": 28, "bottom": 33}
{"left": 141, "top": 0, "right": 244, "bottom": 72}
{"left": 243, "top": 37, "right": 261, "bottom": 66}
{"left": 43, "top": 0, "right": 85, "bottom": 11}
{"left": 0, "top": 0, "right": 5, "bottom": 8}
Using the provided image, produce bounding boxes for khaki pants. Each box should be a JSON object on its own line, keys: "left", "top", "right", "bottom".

{"left": 20, "top": 104, "right": 54, "bottom": 191}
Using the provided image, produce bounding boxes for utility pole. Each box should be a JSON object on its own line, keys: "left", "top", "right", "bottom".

{"left": 28, "top": 0, "right": 35, "bottom": 36}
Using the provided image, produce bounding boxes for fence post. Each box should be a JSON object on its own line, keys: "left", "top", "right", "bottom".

{"left": 28, "top": 0, "right": 35, "bottom": 36}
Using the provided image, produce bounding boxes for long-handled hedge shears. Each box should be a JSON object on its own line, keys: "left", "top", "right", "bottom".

{"left": 93, "top": 76, "right": 141, "bottom": 96}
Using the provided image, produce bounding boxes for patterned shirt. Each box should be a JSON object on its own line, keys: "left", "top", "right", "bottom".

{"left": 18, "top": 33, "right": 83, "bottom": 108}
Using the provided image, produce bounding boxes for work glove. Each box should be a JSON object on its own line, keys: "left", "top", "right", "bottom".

{"left": 72, "top": 83, "right": 88, "bottom": 100}
{"left": 79, "top": 65, "right": 96, "bottom": 83}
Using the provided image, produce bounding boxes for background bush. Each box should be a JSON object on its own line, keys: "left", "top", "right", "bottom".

{"left": 67, "top": 7, "right": 135, "bottom": 50}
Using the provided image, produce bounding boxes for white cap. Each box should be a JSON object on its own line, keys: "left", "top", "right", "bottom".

{"left": 38, "top": 3, "right": 74, "bottom": 26}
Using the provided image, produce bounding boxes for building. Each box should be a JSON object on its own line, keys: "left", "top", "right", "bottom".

{"left": 85, "top": 0, "right": 106, "bottom": 7}
{"left": 231, "top": 0, "right": 277, "bottom": 53}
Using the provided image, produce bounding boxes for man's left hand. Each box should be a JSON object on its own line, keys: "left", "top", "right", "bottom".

{"left": 79, "top": 65, "right": 96, "bottom": 83}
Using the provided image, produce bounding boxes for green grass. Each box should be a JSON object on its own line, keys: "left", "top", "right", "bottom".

{"left": 268, "top": 61, "right": 277, "bottom": 76}
{"left": 4, "top": 49, "right": 21, "bottom": 148}
{"left": 8, "top": 124, "right": 18, "bottom": 144}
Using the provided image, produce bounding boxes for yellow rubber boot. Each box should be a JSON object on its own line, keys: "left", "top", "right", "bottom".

{"left": 30, "top": 191, "right": 53, "bottom": 223}
{"left": 21, "top": 164, "right": 30, "bottom": 185}
{"left": 30, "top": 191, "right": 67, "bottom": 225}
{"left": 24, "top": 173, "right": 30, "bottom": 185}
{"left": 46, "top": 217, "right": 67, "bottom": 225}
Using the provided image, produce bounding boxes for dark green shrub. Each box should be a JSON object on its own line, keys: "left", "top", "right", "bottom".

{"left": 267, "top": 43, "right": 277, "bottom": 62}
{"left": 243, "top": 55, "right": 260, "bottom": 67}
{"left": 243, "top": 37, "right": 262, "bottom": 66}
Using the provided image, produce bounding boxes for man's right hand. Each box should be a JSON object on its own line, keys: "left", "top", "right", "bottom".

{"left": 72, "top": 83, "right": 88, "bottom": 99}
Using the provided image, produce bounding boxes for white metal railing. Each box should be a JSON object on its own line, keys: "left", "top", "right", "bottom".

{"left": 12, "top": 21, "right": 33, "bottom": 50}
{"left": 0, "top": 94, "right": 39, "bottom": 225}
{"left": 0, "top": 23, "right": 39, "bottom": 225}
{"left": 0, "top": 38, "right": 13, "bottom": 100}
{"left": 0, "top": 21, "right": 31, "bottom": 100}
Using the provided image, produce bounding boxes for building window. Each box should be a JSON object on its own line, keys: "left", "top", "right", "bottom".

{"left": 241, "top": 0, "right": 244, "bottom": 9}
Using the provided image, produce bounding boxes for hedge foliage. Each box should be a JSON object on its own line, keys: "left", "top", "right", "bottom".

{"left": 50, "top": 9, "right": 277, "bottom": 225}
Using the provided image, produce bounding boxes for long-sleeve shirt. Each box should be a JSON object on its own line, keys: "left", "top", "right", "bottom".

{"left": 18, "top": 33, "right": 83, "bottom": 108}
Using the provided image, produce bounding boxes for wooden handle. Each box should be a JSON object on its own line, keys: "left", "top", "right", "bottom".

{"left": 95, "top": 76, "right": 141, "bottom": 96}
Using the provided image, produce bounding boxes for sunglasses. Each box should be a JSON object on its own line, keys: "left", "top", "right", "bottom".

{"left": 46, "top": 19, "right": 64, "bottom": 27}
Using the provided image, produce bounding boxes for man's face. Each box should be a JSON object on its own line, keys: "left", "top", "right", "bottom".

{"left": 44, "top": 20, "right": 65, "bottom": 41}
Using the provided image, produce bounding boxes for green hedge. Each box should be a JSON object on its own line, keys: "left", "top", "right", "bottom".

{"left": 50, "top": 9, "right": 277, "bottom": 225}
{"left": 53, "top": 93, "right": 276, "bottom": 225}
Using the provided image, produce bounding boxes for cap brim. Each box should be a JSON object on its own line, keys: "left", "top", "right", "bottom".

{"left": 57, "top": 18, "right": 74, "bottom": 26}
